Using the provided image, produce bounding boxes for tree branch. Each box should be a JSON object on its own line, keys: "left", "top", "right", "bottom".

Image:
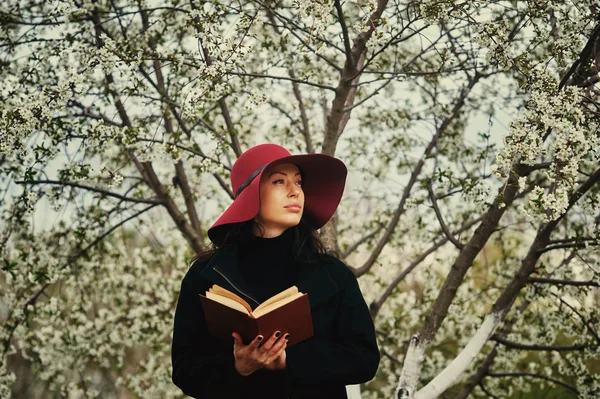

{"left": 355, "top": 21, "right": 439, "bottom": 81}
{"left": 68, "top": 100, "right": 124, "bottom": 127}
{"left": 356, "top": 73, "right": 482, "bottom": 277}
{"left": 229, "top": 71, "right": 336, "bottom": 91}
{"left": 454, "top": 252, "right": 577, "bottom": 399}
{"left": 404, "top": 166, "right": 600, "bottom": 398}
{"left": 264, "top": 7, "right": 315, "bottom": 154}
{"left": 214, "top": 173, "right": 234, "bottom": 200}
{"left": 490, "top": 335, "right": 588, "bottom": 351}
{"left": 140, "top": 7, "right": 205, "bottom": 249}
{"left": 527, "top": 277, "right": 599, "bottom": 287}
{"left": 334, "top": 0, "right": 353, "bottom": 66}
{"left": 322, "top": 0, "right": 390, "bottom": 156}
{"left": 265, "top": 8, "right": 345, "bottom": 61}
{"left": 14, "top": 179, "right": 162, "bottom": 204}
{"left": 420, "top": 168, "right": 600, "bottom": 397}
{"left": 397, "top": 161, "right": 531, "bottom": 396}
{"left": 341, "top": 226, "right": 383, "bottom": 260}
{"left": 369, "top": 215, "right": 483, "bottom": 317}
{"left": 291, "top": 73, "right": 315, "bottom": 154}
{"left": 453, "top": 345, "right": 499, "bottom": 399}
{"left": 2, "top": 203, "right": 159, "bottom": 357}
{"left": 477, "top": 381, "right": 500, "bottom": 399}
{"left": 555, "top": 295, "right": 600, "bottom": 345}
{"left": 559, "top": 21, "right": 600, "bottom": 89}
{"left": 189, "top": 0, "right": 245, "bottom": 157}
{"left": 175, "top": 160, "right": 204, "bottom": 242}
{"left": 90, "top": 5, "right": 205, "bottom": 253}
{"left": 427, "top": 180, "right": 464, "bottom": 250}
{"left": 135, "top": 138, "right": 230, "bottom": 170}
{"left": 486, "top": 372, "right": 579, "bottom": 394}
{"left": 537, "top": 240, "right": 600, "bottom": 254}
{"left": 343, "top": 78, "right": 393, "bottom": 112}
{"left": 381, "top": 347, "right": 403, "bottom": 365}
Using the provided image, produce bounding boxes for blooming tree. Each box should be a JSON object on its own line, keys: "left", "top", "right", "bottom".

{"left": 1, "top": 0, "right": 599, "bottom": 398}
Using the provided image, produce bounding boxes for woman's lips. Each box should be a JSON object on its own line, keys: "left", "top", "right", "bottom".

{"left": 285, "top": 205, "right": 302, "bottom": 212}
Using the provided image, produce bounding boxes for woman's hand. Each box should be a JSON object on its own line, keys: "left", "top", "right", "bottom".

{"left": 264, "top": 333, "right": 288, "bottom": 371}
{"left": 232, "top": 331, "right": 288, "bottom": 376}
{"left": 263, "top": 348, "right": 287, "bottom": 371}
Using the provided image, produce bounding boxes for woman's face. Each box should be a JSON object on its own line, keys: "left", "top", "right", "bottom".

{"left": 254, "top": 163, "right": 304, "bottom": 237}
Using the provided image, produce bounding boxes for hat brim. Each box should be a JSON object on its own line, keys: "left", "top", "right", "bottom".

{"left": 208, "top": 154, "right": 347, "bottom": 244}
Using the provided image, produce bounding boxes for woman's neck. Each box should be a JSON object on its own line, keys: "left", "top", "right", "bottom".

{"left": 252, "top": 224, "right": 291, "bottom": 238}
{"left": 238, "top": 227, "right": 294, "bottom": 261}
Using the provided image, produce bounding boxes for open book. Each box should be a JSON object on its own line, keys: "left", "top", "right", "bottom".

{"left": 199, "top": 284, "right": 314, "bottom": 347}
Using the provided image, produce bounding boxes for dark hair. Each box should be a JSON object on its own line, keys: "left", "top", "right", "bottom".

{"left": 190, "top": 217, "right": 329, "bottom": 265}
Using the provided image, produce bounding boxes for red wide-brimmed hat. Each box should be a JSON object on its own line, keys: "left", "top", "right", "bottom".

{"left": 207, "top": 143, "right": 347, "bottom": 244}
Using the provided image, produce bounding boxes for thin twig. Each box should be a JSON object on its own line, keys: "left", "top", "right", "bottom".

{"left": 427, "top": 180, "right": 465, "bottom": 250}
{"left": 334, "top": 0, "right": 353, "bottom": 66}
{"left": 527, "top": 277, "right": 599, "bottom": 287}
{"left": 229, "top": 71, "right": 336, "bottom": 91}
{"left": 341, "top": 226, "right": 384, "bottom": 259}
{"left": 486, "top": 372, "right": 579, "bottom": 394}
{"left": 490, "top": 335, "right": 588, "bottom": 351}
{"left": 14, "top": 180, "right": 162, "bottom": 204}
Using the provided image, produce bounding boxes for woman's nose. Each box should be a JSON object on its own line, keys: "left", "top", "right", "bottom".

{"left": 288, "top": 182, "right": 300, "bottom": 196}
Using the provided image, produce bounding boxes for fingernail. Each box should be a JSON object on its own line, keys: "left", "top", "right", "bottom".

{"left": 284, "top": 333, "right": 290, "bottom": 339}
{"left": 257, "top": 335, "right": 263, "bottom": 341}
{"left": 275, "top": 331, "right": 281, "bottom": 338}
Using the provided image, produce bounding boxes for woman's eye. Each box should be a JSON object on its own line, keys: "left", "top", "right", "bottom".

{"left": 272, "top": 179, "right": 302, "bottom": 186}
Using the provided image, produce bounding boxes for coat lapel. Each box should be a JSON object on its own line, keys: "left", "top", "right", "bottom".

{"left": 199, "top": 244, "right": 261, "bottom": 307}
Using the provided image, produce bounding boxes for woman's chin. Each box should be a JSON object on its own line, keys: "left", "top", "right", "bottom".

{"left": 279, "top": 217, "right": 302, "bottom": 229}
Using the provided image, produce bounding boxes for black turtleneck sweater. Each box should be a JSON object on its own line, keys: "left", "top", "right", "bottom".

{"left": 237, "top": 228, "right": 297, "bottom": 303}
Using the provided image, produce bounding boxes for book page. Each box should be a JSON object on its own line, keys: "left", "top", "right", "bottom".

{"left": 253, "top": 292, "right": 304, "bottom": 318}
{"left": 206, "top": 292, "right": 250, "bottom": 315}
{"left": 209, "top": 285, "right": 252, "bottom": 314}
{"left": 254, "top": 286, "right": 299, "bottom": 314}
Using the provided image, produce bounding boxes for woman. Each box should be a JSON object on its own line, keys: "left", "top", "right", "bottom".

{"left": 171, "top": 144, "right": 380, "bottom": 399}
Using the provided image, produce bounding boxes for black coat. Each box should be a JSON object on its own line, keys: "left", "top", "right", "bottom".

{"left": 171, "top": 245, "right": 380, "bottom": 399}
